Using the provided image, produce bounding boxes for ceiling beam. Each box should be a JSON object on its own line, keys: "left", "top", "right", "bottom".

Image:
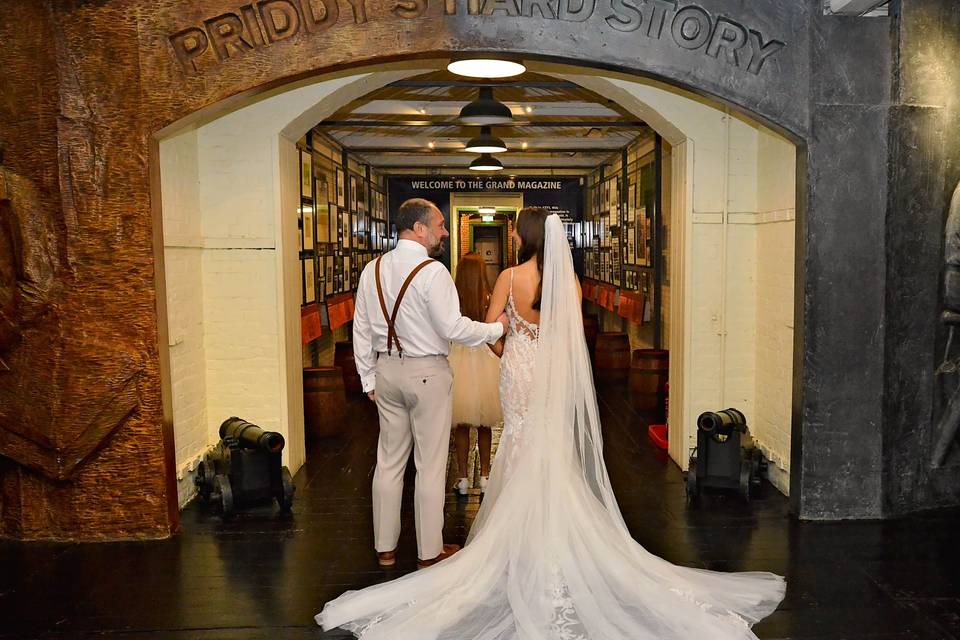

{"left": 387, "top": 80, "right": 581, "bottom": 89}
{"left": 371, "top": 165, "right": 596, "bottom": 170}
{"left": 319, "top": 120, "right": 647, "bottom": 128}
{"left": 346, "top": 147, "right": 623, "bottom": 154}
{"left": 828, "top": 0, "right": 889, "bottom": 15}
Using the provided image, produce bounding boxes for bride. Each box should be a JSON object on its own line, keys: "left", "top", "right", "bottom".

{"left": 317, "top": 208, "right": 785, "bottom": 639}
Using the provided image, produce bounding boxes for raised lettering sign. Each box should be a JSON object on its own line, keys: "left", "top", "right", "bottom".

{"left": 167, "top": 0, "right": 786, "bottom": 77}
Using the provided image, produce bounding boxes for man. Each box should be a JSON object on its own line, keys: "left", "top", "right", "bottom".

{"left": 353, "top": 198, "right": 509, "bottom": 569}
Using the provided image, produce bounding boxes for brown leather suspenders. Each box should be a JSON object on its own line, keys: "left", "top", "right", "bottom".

{"left": 374, "top": 256, "right": 435, "bottom": 356}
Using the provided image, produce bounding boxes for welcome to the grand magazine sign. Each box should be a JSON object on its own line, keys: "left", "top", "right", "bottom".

{"left": 169, "top": 0, "right": 785, "bottom": 77}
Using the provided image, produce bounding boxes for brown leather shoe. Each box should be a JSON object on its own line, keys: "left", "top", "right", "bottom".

{"left": 377, "top": 549, "right": 397, "bottom": 567}
{"left": 417, "top": 543, "right": 460, "bottom": 569}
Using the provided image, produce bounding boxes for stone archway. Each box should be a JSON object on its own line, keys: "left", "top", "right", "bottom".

{"left": 0, "top": 0, "right": 811, "bottom": 540}
{"left": 12, "top": 0, "right": 945, "bottom": 540}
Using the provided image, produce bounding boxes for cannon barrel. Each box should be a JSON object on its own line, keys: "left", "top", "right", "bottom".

{"left": 696, "top": 408, "right": 747, "bottom": 435}
{"left": 219, "top": 417, "right": 285, "bottom": 453}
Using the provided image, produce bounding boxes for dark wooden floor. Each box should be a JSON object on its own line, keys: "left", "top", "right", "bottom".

{"left": 2, "top": 384, "right": 960, "bottom": 639}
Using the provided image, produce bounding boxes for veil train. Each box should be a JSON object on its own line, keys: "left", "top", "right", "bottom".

{"left": 317, "top": 214, "right": 785, "bottom": 640}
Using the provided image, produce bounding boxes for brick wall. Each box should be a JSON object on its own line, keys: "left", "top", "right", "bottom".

{"left": 160, "top": 128, "right": 210, "bottom": 507}
{"left": 159, "top": 73, "right": 391, "bottom": 506}
{"left": 754, "top": 129, "right": 796, "bottom": 495}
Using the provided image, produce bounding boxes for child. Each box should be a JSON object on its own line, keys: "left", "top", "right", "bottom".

{"left": 449, "top": 252, "right": 502, "bottom": 495}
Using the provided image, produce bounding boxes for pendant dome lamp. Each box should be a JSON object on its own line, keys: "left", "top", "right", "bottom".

{"left": 464, "top": 126, "right": 507, "bottom": 153}
{"left": 469, "top": 153, "right": 503, "bottom": 171}
{"left": 459, "top": 87, "right": 514, "bottom": 126}
{"left": 447, "top": 58, "right": 526, "bottom": 79}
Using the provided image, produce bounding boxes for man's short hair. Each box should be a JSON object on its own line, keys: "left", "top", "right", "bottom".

{"left": 395, "top": 198, "right": 437, "bottom": 232}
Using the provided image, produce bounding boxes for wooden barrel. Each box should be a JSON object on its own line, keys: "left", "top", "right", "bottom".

{"left": 594, "top": 332, "right": 631, "bottom": 382}
{"left": 334, "top": 341, "right": 363, "bottom": 394}
{"left": 629, "top": 349, "right": 669, "bottom": 412}
{"left": 303, "top": 367, "right": 348, "bottom": 439}
{"left": 582, "top": 314, "right": 599, "bottom": 355}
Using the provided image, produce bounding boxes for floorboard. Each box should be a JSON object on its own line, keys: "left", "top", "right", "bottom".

{"left": 2, "top": 382, "right": 958, "bottom": 639}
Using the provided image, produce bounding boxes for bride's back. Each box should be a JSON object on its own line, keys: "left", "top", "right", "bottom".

{"left": 508, "top": 260, "right": 541, "bottom": 327}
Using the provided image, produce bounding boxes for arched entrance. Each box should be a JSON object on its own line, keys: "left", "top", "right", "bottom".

{"left": 155, "top": 57, "right": 801, "bottom": 518}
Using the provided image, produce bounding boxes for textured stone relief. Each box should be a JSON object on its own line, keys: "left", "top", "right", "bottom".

{"left": 0, "top": 157, "right": 142, "bottom": 482}
{"left": 933, "top": 180, "right": 960, "bottom": 468}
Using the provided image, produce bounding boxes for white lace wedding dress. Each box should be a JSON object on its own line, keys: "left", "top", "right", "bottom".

{"left": 317, "top": 215, "right": 785, "bottom": 639}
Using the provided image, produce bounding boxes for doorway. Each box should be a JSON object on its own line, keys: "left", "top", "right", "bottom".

{"left": 473, "top": 225, "right": 504, "bottom": 285}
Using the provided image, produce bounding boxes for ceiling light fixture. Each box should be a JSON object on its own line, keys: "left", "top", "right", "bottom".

{"left": 469, "top": 153, "right": 503, "bottom": 172}
{"left": 478, "top": 206, "right": 497, "bottom": 214}
{"left": 525, "top": 106, "right": 533, "bottom": 114}
{"left": 428, "top": 141, "right": 436, "bottom": 149}
{"left": 521, "top": 141, "right": 529, "bottom": 149}
{"left": 447, "top": 58, "right": 526, "bottom": 79}
{"left": 482, "top": 215, "right": 495, "bottom": 222}
{"left": 464, "top": 126, "right": 507, "bottom": 153}
{"left": 459, "top": 87, "right": 514, "bottom": 126}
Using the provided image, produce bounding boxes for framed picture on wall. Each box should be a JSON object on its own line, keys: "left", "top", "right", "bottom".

{"left": 349, "top": 175, "right": 357, "bottom": 213}
{"left": 303, "top": 206, "right": 314, "bottom": 252}
{"left": 662, "top": 225, "right": 670, "bottom": 286}
{"left": 314, "top": 177, "right": 329, "bottom": 243}
{"left": 325, "top": 256, "right": 335, "bottom": 295}
{"left": 336, "top": 168, "right": 346, "bottom": 207}
{"left": 303, "top": 258, "right": 316, "bottom": 304}
{"left": 300, "top": 150, "right": 312, "bottom": 199}
{"left": 357, "top": 181, "right": 366, "bottom": 216}
{"left": 344, "top": 256, "right": 352, "bottom": 289}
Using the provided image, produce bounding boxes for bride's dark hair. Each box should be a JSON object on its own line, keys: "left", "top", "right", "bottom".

{"left": 516, "top": 207, "right": 549, "bottom": 310}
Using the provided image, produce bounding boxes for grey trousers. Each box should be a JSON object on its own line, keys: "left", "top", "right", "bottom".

{"left": 372, "top": 353, "right": 453, "bottom": 560}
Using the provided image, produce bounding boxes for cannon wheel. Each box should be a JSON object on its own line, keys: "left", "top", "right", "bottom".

{"left": 749, "top": 449, "right": 764, "bottom": 497}
{"left": 195, "top": 459, "right": 213, "bottom": 502}
{"left": 685, "top": 459, "right": 699, "bottom": 504}
{"left": 739, "top": 460, "right": 752, "bottom": 502}
{"left": 215, "top": 474, "right": 234, "bottom": 518}
{"left": 278, "top": 467, "right": 295, "bottom": 514}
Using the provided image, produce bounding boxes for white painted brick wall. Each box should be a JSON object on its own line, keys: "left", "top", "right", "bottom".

{"left": 159, "top": 72, "right": 416, "bottom": 507}
{"left": 161, "top": 128, "right": 210, "bottom": 507}
{"left": 753, "top": 129, "right": 796, "bottom": 495}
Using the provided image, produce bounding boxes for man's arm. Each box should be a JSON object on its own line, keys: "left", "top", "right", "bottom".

{"left": 426, "top": 266, "right": 506, "bottom": 346}
{"left": 352, "top": 267, "right": 377, "bottom": 397}
{"left": 484, "top": 269, "right": 512, "bottom": 357}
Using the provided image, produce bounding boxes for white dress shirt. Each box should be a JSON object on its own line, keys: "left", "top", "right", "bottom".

{"left": 353, "top": 239, "right": 505, "bottom": 393}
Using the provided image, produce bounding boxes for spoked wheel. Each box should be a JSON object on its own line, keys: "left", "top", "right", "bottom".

{"left": 215, "top": 474, "right": 234, "bottom": 518}
{"left": 278, "top": 467, "right": 295, "bottom": 514}
{"left": 749, "top": 448, "right": 765, "bottom": 497}
{"left": 685, "top": 458, "right": 700, "bottom": 504}
{"left": 738, "top": 460, "right": 752, "bottom": 502}
{"left": 195, "top": 459, "right": 214, "bottom": 502}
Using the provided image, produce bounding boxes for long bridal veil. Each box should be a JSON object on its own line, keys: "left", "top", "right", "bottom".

{"left": 317, "top": 214, "right": 785, "bottom": 639}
